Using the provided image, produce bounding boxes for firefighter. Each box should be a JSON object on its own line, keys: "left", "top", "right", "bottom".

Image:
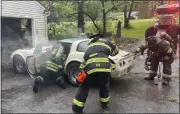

{"left": 72, "top": 34, "right": 119, "bottom": 113}
{"left": 144, "top": 23, "right": 158, "bottom": 39}
{"left": 33, "top": 43, "right": 67, "bottom": 93}
{"left": 135, "top": 35, "right": 174, "bottom": 85}
{"left": 165, "top": 25, "right": 180, "bottom": 59}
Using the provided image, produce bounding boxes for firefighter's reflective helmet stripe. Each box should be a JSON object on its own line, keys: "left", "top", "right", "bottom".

{"left": 87, "top": 68, "right": 111, "bottom": 74}
{"left": 89, "top": 53, "right": 98, "bottom": 58}
{"left": 85, "top": 42, "right": 111, "bottom": 52}
{"left": 86, "top": 58, "right": 109, "bottom": 65}
{"left": 100, "top": 96, "right": 110, "bottom": 103}
{"left": 46, "top": 66, "right": 58, "bottom": 72}
{"left": 167, "top": 47, "right": 173, "bottom": 53}
{"left": 73, "top": 98, "right": 84, "bottom": 107}
{"left": 46, "top": 61, "right": 62, "bottom": 68}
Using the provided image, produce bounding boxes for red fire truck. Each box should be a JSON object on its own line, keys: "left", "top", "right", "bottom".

{"left": 144, "top": 1, "right": 179, "bottom": 71}
{"left": 154, "top": 1, "right": 179, "bottom": 28}
{"left": 145, "top": 1, "right": 179, "bottom": 38}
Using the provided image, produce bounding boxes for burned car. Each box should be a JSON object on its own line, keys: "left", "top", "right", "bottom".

{"left": 11, "top": 38, "right": 135, "bottom": 86}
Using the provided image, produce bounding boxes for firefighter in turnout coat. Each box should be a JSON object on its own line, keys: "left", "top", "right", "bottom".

{"left": 33, "top": 43, "right": 66, "bottom": 93}
{"left": 72, "top": 34, "right": 119, "bottom": 113}
{"left": 135, "top": 34, "right": 174, "bottom": 85}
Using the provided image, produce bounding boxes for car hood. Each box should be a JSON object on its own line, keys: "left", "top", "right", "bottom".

{"left": 109, "top": 49, "right": 132, "bottom": 61}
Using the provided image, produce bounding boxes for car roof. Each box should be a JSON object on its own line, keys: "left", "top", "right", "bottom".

{"left": 58, "top": 37, "right": 88, "bottom": 43}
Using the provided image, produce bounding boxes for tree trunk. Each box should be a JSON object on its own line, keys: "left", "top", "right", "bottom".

{"left": 77, "top": 0, "right": 84, "bottom": 34}
{"left": 116, "top": 21, "right": 122, "bottom": 38}
{"left": 123, "top": 4, "right": 128, "bottom": 28}
{"left": 52, "top": 23, "right": 56, "bottom": 37}
{"left": 101, "top": 0, "right": 106, "bottom": 35}
{"left": 124, "top": 0, "right": 134, "bottom": 28}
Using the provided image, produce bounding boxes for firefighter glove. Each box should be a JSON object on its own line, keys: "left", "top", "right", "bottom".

{"left": 76, "top": 70, "right": 87, "bottom": 84}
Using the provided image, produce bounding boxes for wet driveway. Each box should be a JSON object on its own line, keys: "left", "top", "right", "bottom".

{"left": 1, "top": 40, "right": 179, "bottom": 113}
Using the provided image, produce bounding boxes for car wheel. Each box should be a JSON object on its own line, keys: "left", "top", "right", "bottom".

{"left": 67, "top": 62, "right": 81, "bottom": 87}
{"left": 13, "top": 55, "right": 27, "bottom": 73}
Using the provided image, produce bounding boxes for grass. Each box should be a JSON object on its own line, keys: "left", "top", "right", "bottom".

{"left": 121, "top": 19, "right": 156, "bottom": 39}
{"left": 49, "top": 18, "right": 156, "bottom": 42}
{"left": 85, "top": 18, "right": 156, "bottom": 39}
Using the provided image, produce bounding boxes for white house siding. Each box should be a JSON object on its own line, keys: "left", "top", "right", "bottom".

{"left": 2, "top": 1, "right": 48, "bottom": 46}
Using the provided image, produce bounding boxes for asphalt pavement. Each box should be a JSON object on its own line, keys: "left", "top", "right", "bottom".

{"left": 1, "top": 40, "right": 179, "bottom": 113}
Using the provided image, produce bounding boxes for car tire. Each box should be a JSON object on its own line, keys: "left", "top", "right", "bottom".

{"left": 67, "top": 62, "right": 81, "bottom": 87}
{"left": 13, "top": 55, "right": 27, "bottom": 73}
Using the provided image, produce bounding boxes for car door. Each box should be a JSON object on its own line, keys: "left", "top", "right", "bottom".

{"left": 26, "top": 44, "right": 52, "bottom": 78}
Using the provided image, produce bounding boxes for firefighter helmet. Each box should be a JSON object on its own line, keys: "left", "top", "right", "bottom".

{"left": 146, "top": 36, "right": 162, "bottom": 47}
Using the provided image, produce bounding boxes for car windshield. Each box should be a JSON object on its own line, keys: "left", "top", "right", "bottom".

{"left": 77, "top": 41, "right": 89, "bottom": 52}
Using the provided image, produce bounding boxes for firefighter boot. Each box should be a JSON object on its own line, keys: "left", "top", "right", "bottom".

{"left": 101, "top": 102, "right": 108, "bottom": 109}
{"left": 33, "top": 76, "right": 43, "bottom": 93}
{"left": 56, "top": 77, "right": 66, "bottom": 89}
{"left": 162, "top": 75, "right": 171, "bottom": 85}
{"left": 144, "top": 72, "right": 157, "bottom": 80}
{"left": 72, "top": 104, "right": 83, "bottom": 114}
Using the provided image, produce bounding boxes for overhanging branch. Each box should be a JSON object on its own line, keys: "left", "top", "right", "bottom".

{"left": 68, "top": 12, "right": 101, "bottom": 33}
{"left": 105, "top": 3, "right": 125, "bottom": 14}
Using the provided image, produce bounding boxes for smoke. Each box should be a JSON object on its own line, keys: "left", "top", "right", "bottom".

{"left": 1, "top": 25, "right": 32, "bottom": 69}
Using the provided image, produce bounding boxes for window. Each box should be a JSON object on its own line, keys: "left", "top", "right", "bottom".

{"left": 52, "top": 42, "right": 72, "bottom": 61}
{"left": 77, "top": 41, "right": 89, "bottom": 52}
{"left": 156, "top": 8, "right": 178, "bottom": 14}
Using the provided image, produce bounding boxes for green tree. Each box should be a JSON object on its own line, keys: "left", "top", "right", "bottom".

{"left": 82, "top": 0, "right": 125, "bottom": 35}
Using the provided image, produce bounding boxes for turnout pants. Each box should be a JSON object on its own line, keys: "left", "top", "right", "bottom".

{"left": 150, "top": 53, "right": 174, "bottom": 81}
{"left": 35, "top": 64, "right": 65, "bottom": 85}
{"left": 72, "top": 72, "right": 110, "bottom": 112}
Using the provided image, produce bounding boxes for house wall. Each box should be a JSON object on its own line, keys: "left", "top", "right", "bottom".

{"left": 2, "top": 1, "right": 48, "bottom": 46}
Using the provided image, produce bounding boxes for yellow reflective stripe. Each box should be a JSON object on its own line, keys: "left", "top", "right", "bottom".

{"left": 46, "top": 61, "right": 62, "bottom": 68}
{"left": 48, "top": 64, "right": 59, "bottom": 70}
{"left": 100, "top": 96, "right": 110, "bottom": 103}
{"left": 136, "top": 48, "right": 140, "bottom": 52}
{"left": 73, "top": 98, "right": 84, "bottom": 107}
{"left": 89, "top": 53, "right": 97, "bottom": 58}
{"left": 162, "top": 74, "right": 170, "bottom": 78}
{"left": 85, "top": 42, "right": 111, "bottom": 52}
{"left": 164, "top": 56, "right": 169, "bottom": 60}
{"left": 80, "top": 64, "right": 85, "bottom": 69}
{"left": 111, "top": 64, "right": 116, "bottom": 69}
{"left": 46, "top": 66, "right": 58, "bottom": 72}
{"left": 87, "top": 68, "right": 111, "bottom": 74}
{"left": 52, "top": 49, "right": 58, "bottom": 55}
{"left": 86, "top": 58, "right": 109, "bottom": 65}
{"left": 167, "top": 47, "right": 173, "bottom": 53}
